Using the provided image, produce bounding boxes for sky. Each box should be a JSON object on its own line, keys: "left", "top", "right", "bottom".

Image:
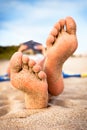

{"left": 0, "top": 0, "right": 87, "bottom": 54}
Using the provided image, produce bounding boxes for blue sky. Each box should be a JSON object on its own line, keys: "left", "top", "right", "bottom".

{"left": 0, "top": 0, "right": 87, "bottom": 54}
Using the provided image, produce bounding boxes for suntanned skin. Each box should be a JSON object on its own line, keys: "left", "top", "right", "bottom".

{"left": 44, "top": 16, "right": 78, "bottom": 96}
{"left": 10, "top": 16, "right": 78, "bottom": 109}
{"left": 10, "top": 53, "right": 48, "bottom": 109}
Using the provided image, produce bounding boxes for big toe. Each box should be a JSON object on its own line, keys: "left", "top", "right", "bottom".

{"left": 65, "top": 16, "right": 76, "bottom": 34}
{"left": 10, "top": 52, "right": 22, "bottom": 73}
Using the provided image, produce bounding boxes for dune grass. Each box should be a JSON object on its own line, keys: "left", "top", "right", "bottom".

{"left": 0, "top": 46, "right": 19, "bottom": 60}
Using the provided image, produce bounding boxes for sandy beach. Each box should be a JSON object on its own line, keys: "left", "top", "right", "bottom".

{"left": 0, "top": 56, "right": 87, "bottom": 130}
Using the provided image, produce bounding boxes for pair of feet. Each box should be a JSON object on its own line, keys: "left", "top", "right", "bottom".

{"left": 10, "top": 17, "right": 78, "bottom": 109}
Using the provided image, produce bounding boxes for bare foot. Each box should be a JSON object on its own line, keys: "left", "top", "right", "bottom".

{"left": 10, "top": 52, "right": 48, "bottom": 109}
{"left": 44, "top": 16, "right": 78, "bottom": 96}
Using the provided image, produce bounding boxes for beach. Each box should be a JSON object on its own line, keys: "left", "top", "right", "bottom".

{"left": 0, "top": 56, "right": 87, "bottom": 130}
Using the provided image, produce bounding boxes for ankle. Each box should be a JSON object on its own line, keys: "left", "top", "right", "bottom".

{"left": 25, "top": 93, "right": 48, "bottom": 109}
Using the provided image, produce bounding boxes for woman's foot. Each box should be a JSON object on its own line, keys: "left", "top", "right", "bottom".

{"left": 10, "top": 52, "right": 48, "bottom": 109}
{"left": 44, "top": 16, "right": 78, "bottom": 96}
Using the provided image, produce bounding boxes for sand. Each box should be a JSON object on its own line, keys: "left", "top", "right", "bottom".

{"left": 0, "top": 56, "right": 87, "bottom": 130}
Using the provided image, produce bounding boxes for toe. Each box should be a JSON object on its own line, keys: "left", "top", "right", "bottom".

{"left": 32, "top": 65, "right": 41, "bottom": 73}
{"left": 46, "top": 35, "right": 55, "bottom": 48}
{"left": 10, "top": 52, "right": 22, "bottom": 73}
{"left": 54, "top": 22, "right": 60, "bottom": 31}
{"left": 38, "top": 71, "right": 47, "bottom": 80}
{"left": 65, "top": 16, "right": 76, "bottom": 34}
{"left": 53, "top": 21, "right": 61, "bottom": 41}
{"left": 59, "top": 19, "right": 66, "bottom": 31}
{"left": 28, "top": 59, "right": 36, "bottom": 67}
{"left": 22, "top": 55, "right": 29, "bottom": 70}
{"left": 50, "top": 27, "right": 58, "bottom": 37}
{"left": 28, "top": 59, "right": 36, "bottom": 72}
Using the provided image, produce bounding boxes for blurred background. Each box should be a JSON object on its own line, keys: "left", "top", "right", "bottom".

{"left": 0, "top": 0, "right": 87, "bottom": 59}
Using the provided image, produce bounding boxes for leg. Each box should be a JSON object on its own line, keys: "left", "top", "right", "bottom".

{"left": 10, "top": 52, "right": 48, "bottom": 109}
{"left": 44, "top": 16, "right": 78, "bottom": 96}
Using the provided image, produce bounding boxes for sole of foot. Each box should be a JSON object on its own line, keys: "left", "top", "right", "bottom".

{"left": 10, "top": 52, "right": 48, "bottom": 109}
{"left": 44, "top": 16, "right": 78, "bottom": 96}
